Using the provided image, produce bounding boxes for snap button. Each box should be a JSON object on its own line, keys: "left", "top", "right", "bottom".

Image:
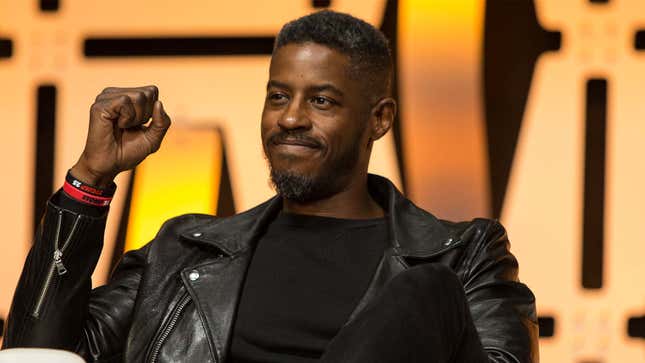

{"left": 188, "top": 270, "right": 200, "bottom": 281}
{"left": 444, "top": 238, "right": 454, "bottom": 246}
{"left": 192, "top": 232, "right": 203, "bottom": 238}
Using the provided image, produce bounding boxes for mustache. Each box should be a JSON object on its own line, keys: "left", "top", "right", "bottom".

{"left": 267, "top": 132, "right": 324, "bottom": 149}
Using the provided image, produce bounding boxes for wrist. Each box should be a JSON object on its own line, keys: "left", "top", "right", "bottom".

{"left": 70, "top": 162, "right": 116, "bottom": 189}
{"left": 63, "top": 169, "right": 116, "bottom": 207}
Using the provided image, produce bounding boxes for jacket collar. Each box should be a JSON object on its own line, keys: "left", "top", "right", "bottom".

{"left": 367, "top": 174, "right": 465, "bottom": 257}
{"left": 180, "top": 174, "right": 463, "bottom": 258}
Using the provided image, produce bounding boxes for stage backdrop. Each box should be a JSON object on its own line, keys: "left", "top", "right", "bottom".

{"left": 1, "top": 1, "right": 644, "bottom": 362}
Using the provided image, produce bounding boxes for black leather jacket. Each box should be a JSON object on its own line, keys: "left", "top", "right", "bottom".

{"left": 3, "top": 174, "right": 538, "bottom": 362}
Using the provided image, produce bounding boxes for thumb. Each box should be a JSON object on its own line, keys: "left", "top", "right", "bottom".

{"left": 146, "top": 100, "right": 171, "bottom": 152}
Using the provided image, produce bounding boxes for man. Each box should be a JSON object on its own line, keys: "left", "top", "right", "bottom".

{"left": 2, "top": 10, "right": 538, "bottom": 363}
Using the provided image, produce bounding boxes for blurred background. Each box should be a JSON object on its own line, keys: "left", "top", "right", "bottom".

{"left": 1, "top": 0, "right": 644, "bottom": 361}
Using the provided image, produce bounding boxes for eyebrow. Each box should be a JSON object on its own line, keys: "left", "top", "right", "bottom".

{"left": 310, "top": 84, "right": 344, "bottom": 97}
{"left": 267, "top": 80, "right": 289, "bottom": 90}
{"left": 267, "top": 80, "right": 344, "bottom": 97}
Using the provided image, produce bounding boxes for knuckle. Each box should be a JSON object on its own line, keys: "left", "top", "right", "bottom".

{"left": 133, "top": 91, "right": 147, "bottom": 104}
{"left": 147, "top": 85, "right": 159, "bottom": 96}
{"left": 141, "top": 88, "right": 153, "bottom": 100}
{"left": 116, "top": 96, "right": 134, "bottom": 115}
{"left": 90, "top": 101, "right": 105, "bottom": 114}
{"left": 117, "top": 94, "right": 131, "bottom": 103}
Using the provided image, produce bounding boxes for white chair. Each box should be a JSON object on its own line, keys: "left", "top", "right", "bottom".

{"left": 0, "top": 348, "right": 85, "bottom": 362}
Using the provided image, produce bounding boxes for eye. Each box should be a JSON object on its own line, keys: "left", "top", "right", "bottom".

{"left": 310, "top": 96, "right": 335, "bottom": 109}
{"left": 267, "top": 92, "right": 288, "bottom": 105}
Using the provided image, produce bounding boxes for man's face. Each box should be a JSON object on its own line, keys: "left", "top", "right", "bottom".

{"left": 261, "top": 42, "right": 372, "bottom": 202}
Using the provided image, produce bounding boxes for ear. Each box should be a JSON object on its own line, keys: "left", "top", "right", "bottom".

{"left": 369, "top": 97, "right": 397, "bottom": 141}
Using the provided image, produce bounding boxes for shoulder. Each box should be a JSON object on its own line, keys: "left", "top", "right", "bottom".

{"left": 438, "top": 217, "right": 507, "bottom": 246}
{"left": 154, "top": 213, "right": 219, "bottom": 238}
{"left": 154, "top": 197, "right": 274, "bottom": 237}
{"left": 437, "top": 217, "right": 512, "bottom": 262}
{"left": 149, "top": 197, "right": 278, "bottom": 253}
{"left": 437, "top": 217, "right": 519, "bottom": 282}
{"left": 425, "top": 216, "right": 515, "bottom": 273}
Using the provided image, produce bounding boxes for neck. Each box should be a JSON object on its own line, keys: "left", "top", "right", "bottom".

{"left": 281, "top": 173, "right": 384, "bottom": 219}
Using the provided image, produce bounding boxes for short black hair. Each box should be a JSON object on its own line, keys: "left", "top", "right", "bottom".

{"left": 274, "top": 10, "right": 393, "bottom": 99}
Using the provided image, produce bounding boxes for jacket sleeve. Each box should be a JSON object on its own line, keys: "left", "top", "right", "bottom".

{"left": 2, "top": 191, "right": 147, "bottom": 363}
{"left": 461, "top": 220, "right": 539, "bottom": 363}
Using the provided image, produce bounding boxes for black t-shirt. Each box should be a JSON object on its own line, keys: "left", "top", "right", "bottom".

{"left": 230, "top": 212, "right": 389, "bottom": 363}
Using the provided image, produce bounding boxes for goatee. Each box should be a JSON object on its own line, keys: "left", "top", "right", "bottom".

{"left": 269, "top": 169, "right": 337, "bottom": 203}
{"left": 264, "top": 128, "right": 364, "bottom": 203}
{"left": 267, "top": 144, "right": 361, "bottom": 203}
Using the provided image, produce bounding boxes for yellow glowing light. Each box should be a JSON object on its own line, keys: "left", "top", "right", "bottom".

{"left": 124, "top": 128, "right": 223, "bottom": 251}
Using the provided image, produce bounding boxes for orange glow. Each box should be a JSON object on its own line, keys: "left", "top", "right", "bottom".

{"left": 124, "top": 128, "right": 222, "bottom": 251}
{"left": 399, "top": 0, "right": 489, "bottom": 219}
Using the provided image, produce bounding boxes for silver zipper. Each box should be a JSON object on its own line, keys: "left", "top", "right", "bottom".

{"left": 32, "top": 211, "right": 82, "bottom": 318}
{"left": 147, "top": 292, "right": 192, "bottom": 363}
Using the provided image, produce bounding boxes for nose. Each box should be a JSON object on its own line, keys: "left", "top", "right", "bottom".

{"left": 277, "top": 97, "right": 311, "bottom": 131}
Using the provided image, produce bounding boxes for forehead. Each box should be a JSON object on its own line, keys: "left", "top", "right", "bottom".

{"left": 269, "top": 42, "right": 352, "bottom": 86}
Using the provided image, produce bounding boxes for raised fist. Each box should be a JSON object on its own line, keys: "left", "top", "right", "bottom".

{"left": 71, "top": 85, "right": 171, "bottom": 187}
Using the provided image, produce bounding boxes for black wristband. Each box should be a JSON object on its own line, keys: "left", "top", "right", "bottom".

{"left": 65, "top": 170, "right": 116, "bottom": 198}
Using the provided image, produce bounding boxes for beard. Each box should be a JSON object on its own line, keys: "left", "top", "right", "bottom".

{"left": 266, "top": 136, "right": 362, "bottom": 203}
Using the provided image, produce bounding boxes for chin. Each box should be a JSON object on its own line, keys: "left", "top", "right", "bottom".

{"left": 270, "top": 165, "right": 318, "bottom": 182}
{"left": 269, "top": 167, "right": 336, "bottom": 203}
{"left": 268, "top": 156, "right": 323, "bottom": 176}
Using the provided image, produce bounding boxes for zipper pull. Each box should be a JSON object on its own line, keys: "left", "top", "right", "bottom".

{"left": 53, "top": 249, "right": 67, "bottom": 275}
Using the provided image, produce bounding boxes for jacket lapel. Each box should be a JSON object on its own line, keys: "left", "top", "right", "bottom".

{"left": 180, "top": 254, "right": 250, "bottom": 362}
{"left": 344, "top": 175, "right": 466, "bottom": 323}
{"left": 178, "top": 196, "right": 282, "bottom": 362}
{"left": 367, "top": 174, "right": 463, "bottom": 258}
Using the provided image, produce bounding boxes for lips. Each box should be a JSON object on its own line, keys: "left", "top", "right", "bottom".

{"left": 267, "top": 135, "right": 323, "bottom": 158}
{"left": 268, "top": 133, "right": 323, "bottom": 149}
{"left": 272, "top": 142, "right": 320, "bottom": 156}
{"left": 273, "top": 139, "right": 320, "bottom": 148}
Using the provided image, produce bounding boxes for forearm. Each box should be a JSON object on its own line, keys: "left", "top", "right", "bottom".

{"left": 2, "top": 190, "right": 108, "bottom": 349}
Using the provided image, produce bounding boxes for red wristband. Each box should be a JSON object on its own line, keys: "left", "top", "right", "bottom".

{"left": 63, "top": 181, "right": 113, "bottom": 207}
{"left": 66, "top": 170, "right": 116, "bottom": 197}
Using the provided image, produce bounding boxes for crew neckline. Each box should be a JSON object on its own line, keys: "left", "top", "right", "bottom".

{"left": 272, "top": 211, "right": 386, "bottom": 229}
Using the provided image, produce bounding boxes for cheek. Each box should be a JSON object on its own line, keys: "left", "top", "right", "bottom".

{"left": 260, "top": 109, "right": 276, "bottom": 139}
{"left": 326, "top": 116, "right": 368, "bottom": 150}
